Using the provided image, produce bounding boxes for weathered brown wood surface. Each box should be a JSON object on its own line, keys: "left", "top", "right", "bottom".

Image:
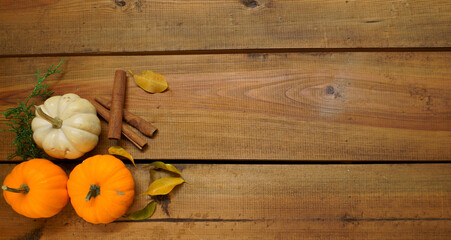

{"left": 1, "top": 163, "right": 450, "bottom": 240}
{"left": 1, "top": 0, "right": 450, "bottom": 239}
{"left": 0, "top": 0, "right": 450, "bottom": 55}
{"left": 0, "top": 53, "right": 450, "bottom": 161}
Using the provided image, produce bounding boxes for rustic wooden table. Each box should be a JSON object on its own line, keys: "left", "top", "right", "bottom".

{"left": 0, "top": 0, "right": 450, "bottom": 239}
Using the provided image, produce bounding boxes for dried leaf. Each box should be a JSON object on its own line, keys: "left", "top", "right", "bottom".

{"left": 145, "top": 161, "right": 182, "bottom": 176}
{"left": 141, "top": 177, "right": 185, "bottom": 196}
{"left": 108, "top": 146, "right": 136, "bottom": 167}
{"left": 127, "top": 201, "right": 156, "bottom": 220}
{"left": 129, "top": 70, "right": 168, "bottom": 93}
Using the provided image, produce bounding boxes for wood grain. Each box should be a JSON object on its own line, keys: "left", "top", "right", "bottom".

{"left": 0, "top": 163, "right": 449, "bottom": 239}
{"left": 0, "top": 53, "right": 450, "bottom": 161}
{"left": 0, "top": 0, "right": 450, "bottom": 55}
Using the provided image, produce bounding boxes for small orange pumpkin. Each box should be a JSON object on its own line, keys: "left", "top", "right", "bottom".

{"left": 67, "top": 155, "right": 135, "bottom": 224}
{"left": 2, "top": 159, "right": 69, "bottom": 218}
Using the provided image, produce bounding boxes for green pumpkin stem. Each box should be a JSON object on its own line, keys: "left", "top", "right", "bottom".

{"left": 36, "top": 107, "right": 63, "bottom": 129}
{"left": 85, "top": 184, "right": 101, "bottom": 201}
{"left": 2, "top": 184, "right": 30, "bottom": 194}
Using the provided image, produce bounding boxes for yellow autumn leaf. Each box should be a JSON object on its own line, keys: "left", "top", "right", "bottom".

{"left": 129, "top": 70, "right": 168, "bottom": 93}
{"left": 141, "top": 177, "right": 184, "bottom": 196}
{"left": 145, "top": 161, "right": 183, "bottom": 177}
{"left": 108, "top": 146, "right": 136, "bottom": 167}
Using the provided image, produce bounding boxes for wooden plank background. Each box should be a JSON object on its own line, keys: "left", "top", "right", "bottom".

{"left": 0, "top": 0, "right": 450, "bottom": 239}
{"left": 1, "top": 53, "right": 450, "bottom": 161}
{"left": 0, "top": 0, "right": 450, "bottom": 55}
{"left": 1, "top": 163, "right": 450, "bottom": 240}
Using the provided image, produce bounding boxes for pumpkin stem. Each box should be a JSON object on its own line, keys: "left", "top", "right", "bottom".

{"left": 36, "top": 107, "right": 63, "bottom": 129}
{"left": 2, "top": 184, "right": 30, "bottom": 194}
{"left": 85, "top": 184, "right": 101, "bottom": 201}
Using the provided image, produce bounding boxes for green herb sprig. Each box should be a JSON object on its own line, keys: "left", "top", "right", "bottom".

{"left": 2, "top": 58, "right": 65, "bottom": 160}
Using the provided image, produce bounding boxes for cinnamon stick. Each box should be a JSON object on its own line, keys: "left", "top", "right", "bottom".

{"left": 91, "top": 100, "right": 147, "bottom": 150}
{"left": 108, "top": 70, "right": 127, "bottom": 140}
{"left": 95, "top": 96, "right": 157, "bottom": 137}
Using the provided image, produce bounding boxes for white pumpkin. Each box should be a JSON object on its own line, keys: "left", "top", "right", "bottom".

{"left": 32, "top": 93, "right": 101, "bottom": 159}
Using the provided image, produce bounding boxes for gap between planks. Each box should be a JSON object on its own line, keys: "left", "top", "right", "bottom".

{"left": 0, "top": 47, "right": 451, "bottom": 58}
{"left": 0, "top": 160, "right": 450, "bottom": 165}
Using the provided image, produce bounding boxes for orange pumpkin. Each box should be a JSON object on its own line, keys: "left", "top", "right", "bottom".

{"left": 2, "top": 159, "right": 69, "bottom": 218}
{"left": 67, "top": 155, "right": 135, "bottom": 224}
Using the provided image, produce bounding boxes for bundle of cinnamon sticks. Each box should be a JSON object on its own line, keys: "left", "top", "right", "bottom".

{"left": 91, "top": 70, "right": 157, "bottom": 150}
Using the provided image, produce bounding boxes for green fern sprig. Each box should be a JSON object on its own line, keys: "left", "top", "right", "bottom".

{"left": 2, "top": 58, "right": 65, "bottom": 160}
